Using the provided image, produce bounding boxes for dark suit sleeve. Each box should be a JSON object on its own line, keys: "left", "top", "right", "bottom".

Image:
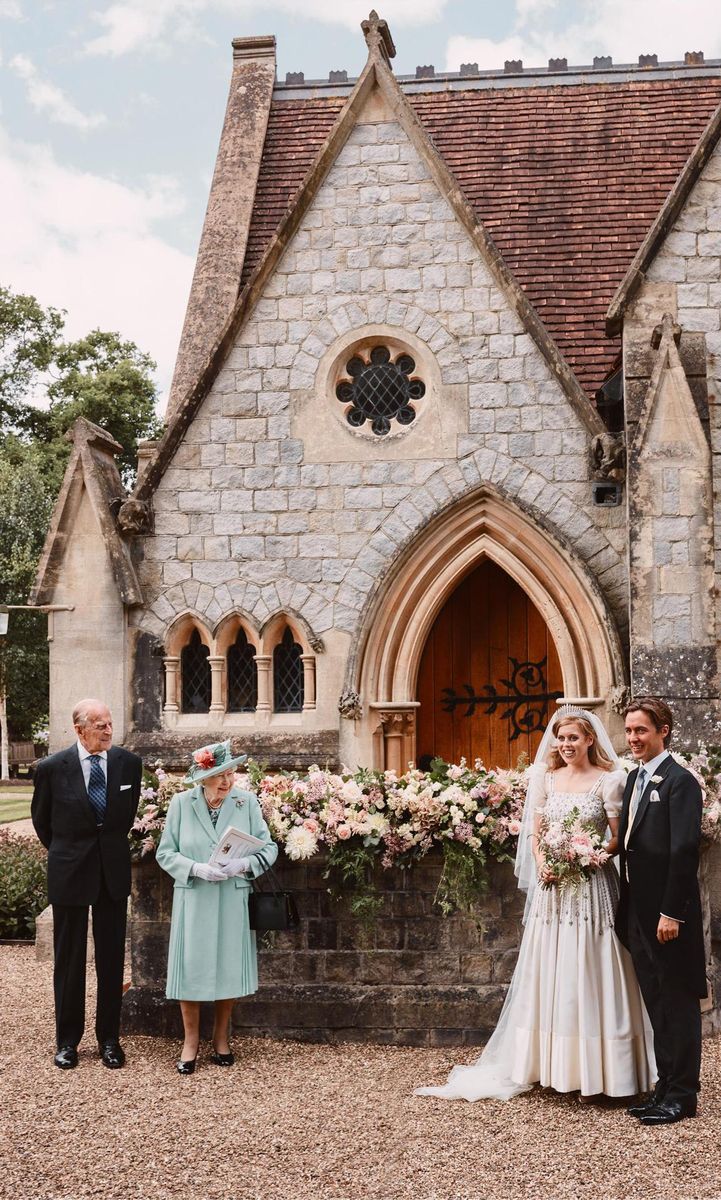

{"left": 661, "top": 769, "right": 703, "bottom": 921}
{"left": 31, "top": 758, "right": 53, "bottom": 849}
{"left": 127, "top": 752, "right": 144, "bottom": 833}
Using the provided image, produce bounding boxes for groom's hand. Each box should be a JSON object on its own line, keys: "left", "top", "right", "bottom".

{"left": 657, "top": 915, "right": 680, "bottom": 943}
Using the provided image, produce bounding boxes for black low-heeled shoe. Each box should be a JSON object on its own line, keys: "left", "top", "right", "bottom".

{"left": 176, "top": 1056, "right": 197, "bottom": 1075}
{"left": 209, "top": 1049, "right": 234, "bottom": 1066}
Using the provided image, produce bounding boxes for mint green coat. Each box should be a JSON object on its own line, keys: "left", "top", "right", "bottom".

{"left": 156, "top": 784, "right": 277, "bottom": 1001}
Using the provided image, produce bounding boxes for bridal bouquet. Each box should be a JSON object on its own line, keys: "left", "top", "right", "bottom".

{"left": 538, "top": 807, "right": 610, "bottom": 890}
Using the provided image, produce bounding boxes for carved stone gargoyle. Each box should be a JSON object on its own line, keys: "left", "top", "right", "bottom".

{"left": 590, "top": 432, "right": 626, "bottom": 482}
{"left": 116, "top": 498, "right": 154, "bottom": 535}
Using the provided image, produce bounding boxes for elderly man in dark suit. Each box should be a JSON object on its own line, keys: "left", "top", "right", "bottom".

{"left": 616, "top": 697, "right": 706, "bottom": 1125}
{"left": 32, "top": 699, "right": 143, "bottom": 1069}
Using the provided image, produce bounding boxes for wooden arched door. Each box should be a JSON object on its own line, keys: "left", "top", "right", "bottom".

{"left": 416, "top": 560, "right": 563, "bottom": 770}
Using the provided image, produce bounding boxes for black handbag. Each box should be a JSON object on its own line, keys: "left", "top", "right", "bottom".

{"left": 248, "top": 862, "right": 300, "bottom": 932}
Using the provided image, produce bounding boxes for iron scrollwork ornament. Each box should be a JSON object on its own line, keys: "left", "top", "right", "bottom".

{"left": 441, "top": 657, "right": 563, "bottom": 739}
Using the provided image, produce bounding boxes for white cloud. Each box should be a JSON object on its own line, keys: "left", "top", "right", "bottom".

{"left": 10, "top": 53, "right": 107, "bottom": 130}
{"left": 84, "top": 0, "right": 449, "bottom": 56}
{"left": 447, "top": 0, "right": 721, "bottom": 71}
{"left": 0, "top": 0, "right": 23, "bottom": 17}
{"left": 0, "top": 126, "right": 194, "bottom": 407}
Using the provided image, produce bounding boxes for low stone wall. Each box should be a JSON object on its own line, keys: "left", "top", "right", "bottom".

{"left": 123, "top": 853, "right": 526, "bottom": 1046}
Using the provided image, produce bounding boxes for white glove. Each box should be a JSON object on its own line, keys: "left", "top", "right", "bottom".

{"left": 191, "top": 862, "right": 227, "bottom": 883}
{"left": 221, "top": 857, "right": 251, "bottom": 878}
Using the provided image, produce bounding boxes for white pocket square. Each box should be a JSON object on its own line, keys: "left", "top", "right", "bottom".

{"left": 649, "top": 790, "right": 661, "bottom": 803}
{"left": 120, "top": 784, "right": 132, "bottom": 791}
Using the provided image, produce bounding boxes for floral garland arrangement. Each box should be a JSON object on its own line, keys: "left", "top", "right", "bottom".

{"left": 129, "top": 748, "right": 721, "bottom": 920}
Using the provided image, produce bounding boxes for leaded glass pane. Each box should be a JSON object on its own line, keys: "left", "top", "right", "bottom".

{"left": 227, "top": 629, "right": 257, "bottom": 712}
{"left": 181, "top": 629, "right": 210, "bottom": 713}
{"left": 336, "top": 345, "right": 425, "bottom": 436}
{"left": 273, "top": 627, "right": 304, "bottom": 713}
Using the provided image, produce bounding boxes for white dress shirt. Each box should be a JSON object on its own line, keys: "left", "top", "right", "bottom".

{"left": 76, "top": 741, "right": 108, "bottom": 791}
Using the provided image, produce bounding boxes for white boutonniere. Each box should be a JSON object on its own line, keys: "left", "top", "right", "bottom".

{"left": 651, "top": 775, "right": 663, "bottom": 784}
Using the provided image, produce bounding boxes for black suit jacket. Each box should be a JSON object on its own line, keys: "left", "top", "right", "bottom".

{"left": 615, "top": 754, "right": 706, "bottom": 998}
{"left": 31, "top": 744, "right": 143, "bottom": 905}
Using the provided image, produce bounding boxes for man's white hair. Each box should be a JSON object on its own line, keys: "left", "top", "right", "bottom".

{"left": 72, "top": 699, "right": 110, "bottom": 728}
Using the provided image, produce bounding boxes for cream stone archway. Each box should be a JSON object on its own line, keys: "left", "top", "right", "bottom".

{"left": 352, "top": 489, "right": 627, "bottom": 769}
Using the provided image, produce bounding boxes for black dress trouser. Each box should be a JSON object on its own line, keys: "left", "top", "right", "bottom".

{"left": 52, "top": 880, "right": 127, "bottom": 1049}
{"left": 627, "top": 901, "right": 701, "bottom": 1106}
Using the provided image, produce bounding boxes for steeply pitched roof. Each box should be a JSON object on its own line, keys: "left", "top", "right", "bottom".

{"left": 241, "top": 73, "right": 721, "bottom": 399}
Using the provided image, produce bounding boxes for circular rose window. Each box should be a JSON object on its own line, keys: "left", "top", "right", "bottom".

{"left": 335, "top": 346, "right": 426, "bottom": 436}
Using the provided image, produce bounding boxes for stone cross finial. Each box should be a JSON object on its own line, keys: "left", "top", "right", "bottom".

{"left": 361, "top": 10, "right": 396, "bottom": 62}
{"left": 651, "top": 312, "right": 681, "bottom": 349}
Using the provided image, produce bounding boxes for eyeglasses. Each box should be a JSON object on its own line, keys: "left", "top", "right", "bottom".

{"left": 89, "top": 722, "right": 113, "bottom": 731}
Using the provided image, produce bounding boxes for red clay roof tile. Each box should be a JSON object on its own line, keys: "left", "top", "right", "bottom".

{"left": 241, "top": 78, "right": 721, "bottom": 400}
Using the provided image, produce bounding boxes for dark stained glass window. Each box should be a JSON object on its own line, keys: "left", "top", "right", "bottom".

{"left": 227, "top": 628, "right": 258, "bottom": 712}
{"left": 181, "top": 629, "right": 211, "bottom": 713}
{"left": 273, "top": 627, "right": 304, "bottom": 713}
{"left": 335, "top": 345, "right": 425, "bottom": 436}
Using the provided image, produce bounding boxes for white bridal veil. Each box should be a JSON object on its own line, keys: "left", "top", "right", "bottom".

{"left": 415, "top": 705, "right": 621, "bottom": 1102}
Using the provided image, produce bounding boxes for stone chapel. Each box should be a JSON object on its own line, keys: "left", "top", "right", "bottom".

{"left": 33, "top": 14, "right": 721, "bottom": 772}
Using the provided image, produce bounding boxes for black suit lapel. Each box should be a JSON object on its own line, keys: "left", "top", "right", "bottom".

{"left": 106, "top": 748, "right": 123, "bottom": 821}
{"left": 630, "top": 754, "right": 673, "bottom": 838}
{"left": 65, "top": 746, "right": 97, "bottom": 828}
{"left": 619, "top": 767, "right": 637, "bottom": 843}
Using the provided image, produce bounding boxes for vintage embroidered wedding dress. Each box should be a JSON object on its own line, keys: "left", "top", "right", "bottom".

{"left": 416, "top": 769, "right": 655, "bottom": 1100}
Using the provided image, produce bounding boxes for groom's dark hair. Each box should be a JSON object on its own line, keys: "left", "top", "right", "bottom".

{"left": 623, "top": 697, "right": 673, "bottom": 747}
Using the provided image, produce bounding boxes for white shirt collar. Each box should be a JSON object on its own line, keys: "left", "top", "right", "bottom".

{"left": 637, "top": 748, "right": 669, "bottom": 779}
{"left": 77, "top": 740, "right": 108, "bottom": 762}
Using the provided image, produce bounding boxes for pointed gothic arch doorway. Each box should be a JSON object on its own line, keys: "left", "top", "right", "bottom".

{"left": 415, "top": 559, "right": 563, "bottom": 769}
{"left": 350, "top": 487, "right": 627, "bottom": 773}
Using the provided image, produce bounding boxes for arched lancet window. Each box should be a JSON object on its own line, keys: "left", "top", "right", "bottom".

{"left": 181, "top": 629, "right": 211, "bottom": 713}
{"left": 227, "top": 628, "right": 258, "bottom": 712}
{"left": 273, "top": 627, "right": 304, "bottom": 713}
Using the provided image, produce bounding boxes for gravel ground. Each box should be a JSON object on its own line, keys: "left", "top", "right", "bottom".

{"left": 1, "top": 945, "right": 720, "bottom": 1200}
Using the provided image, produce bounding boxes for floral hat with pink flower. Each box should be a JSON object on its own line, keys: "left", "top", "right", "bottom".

{"left": 183, "top": 739, "right": 247, "bottom": 785}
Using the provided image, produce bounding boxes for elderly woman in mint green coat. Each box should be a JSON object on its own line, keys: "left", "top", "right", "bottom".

{"left": 156, "top": 740, "right": 277, "bottom": 1074}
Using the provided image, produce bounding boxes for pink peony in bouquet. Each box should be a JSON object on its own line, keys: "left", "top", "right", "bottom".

{"left": 538, "top": 806, "right": 610, "bottom": 890}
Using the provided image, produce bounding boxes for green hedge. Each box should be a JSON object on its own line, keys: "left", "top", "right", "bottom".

{"left": 0, "top": 828, "right": 47, "bottom": 939}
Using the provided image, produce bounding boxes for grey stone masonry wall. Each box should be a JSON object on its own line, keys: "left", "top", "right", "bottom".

{"left": 629, "top": 138, "right": 721, "bottom": 741}
{"left": 133, "top": 112, "right": 628, "bottom": 660}
{"left": 124, "top": 855, "right": 524, "bottom": 1046}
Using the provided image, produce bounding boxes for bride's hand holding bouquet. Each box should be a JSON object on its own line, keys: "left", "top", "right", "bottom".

{"left": 536, "top": 807, "right": 610, "bottom": 890}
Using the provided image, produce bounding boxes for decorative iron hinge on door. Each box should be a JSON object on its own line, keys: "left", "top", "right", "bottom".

{"left": 441, "top": 657, "right": 563, "bottom": 739}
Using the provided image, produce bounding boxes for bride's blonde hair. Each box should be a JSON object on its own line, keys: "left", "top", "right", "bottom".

{"left": 546, "top": 715, "right": 615, "bottom": 772}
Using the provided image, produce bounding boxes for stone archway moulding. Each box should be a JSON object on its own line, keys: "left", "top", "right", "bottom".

{"left": 353, "top": 489, "right": 626, "bottom": 768}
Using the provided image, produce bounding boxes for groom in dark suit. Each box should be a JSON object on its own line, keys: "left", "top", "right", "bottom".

{"left": 32, "top": 699, "right": 143, "bottom": 1069}
{"left": 615, "top": 697, "right": 706, "bottom": 1124}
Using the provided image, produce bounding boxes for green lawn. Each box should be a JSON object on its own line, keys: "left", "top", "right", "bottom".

{"left": 0, "top": 791, "right": 33, "bottom": 823}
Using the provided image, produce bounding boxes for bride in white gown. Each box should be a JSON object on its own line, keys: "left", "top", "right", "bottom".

{"left": 416, "top": 707, "right": 655, "bottom": 1101}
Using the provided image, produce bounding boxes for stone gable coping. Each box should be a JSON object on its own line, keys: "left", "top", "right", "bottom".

{"left": 31, "top": 417, "right": 143, "bottom": 608}
{"left": 606, "top": 97, "right": 721, "bottom": 335}
{"left": 136, "top": 28, "right": 607, "bottom": 505}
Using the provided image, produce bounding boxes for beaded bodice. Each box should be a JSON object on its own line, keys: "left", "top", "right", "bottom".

{"left": 544, "top": 773, "right": 607, "bottom": 836}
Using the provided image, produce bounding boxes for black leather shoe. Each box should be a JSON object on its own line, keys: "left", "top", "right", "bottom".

{"left": 627, "top": 1086, "right": 666, "bottom": 1117}
{"left": 209, "top": 1050, "right": 234, "bottom": 1066}
{"left": 176, "top": 1057, "right": 197, "bottom": 1075}
{"left": 639, "top": 1100, "right": 697, "bottom": 1125}
{"left": 54, "top": 1046, "right": 78, "bottom": 1070}
{"left": 98, "top": 1040, "right": 126, "bottom": 1069}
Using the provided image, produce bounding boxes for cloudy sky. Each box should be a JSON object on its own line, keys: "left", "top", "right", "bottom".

{"left": 2, "top": 0, "right": 719, "bottom": 409}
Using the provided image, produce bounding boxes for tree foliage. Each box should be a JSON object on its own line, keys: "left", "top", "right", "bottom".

{"left": 0, "top": 286, "right": 162, "bottom": 737}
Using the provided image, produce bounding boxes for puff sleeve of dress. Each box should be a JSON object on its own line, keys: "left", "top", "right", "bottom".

{"left": 602, "top": 769, "right": 626, "bottom": 819}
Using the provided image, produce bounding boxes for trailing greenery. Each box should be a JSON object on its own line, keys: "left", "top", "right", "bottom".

{"left": 0, "top": 828, "right": 48, "bottom": 939}
{"left": 324, "top": 842, "right": 383, "bottom": 926}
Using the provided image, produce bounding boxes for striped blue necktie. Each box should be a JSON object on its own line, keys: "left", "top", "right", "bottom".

{"left": 88, "top": 754, "right": 107, "bottom": 824}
